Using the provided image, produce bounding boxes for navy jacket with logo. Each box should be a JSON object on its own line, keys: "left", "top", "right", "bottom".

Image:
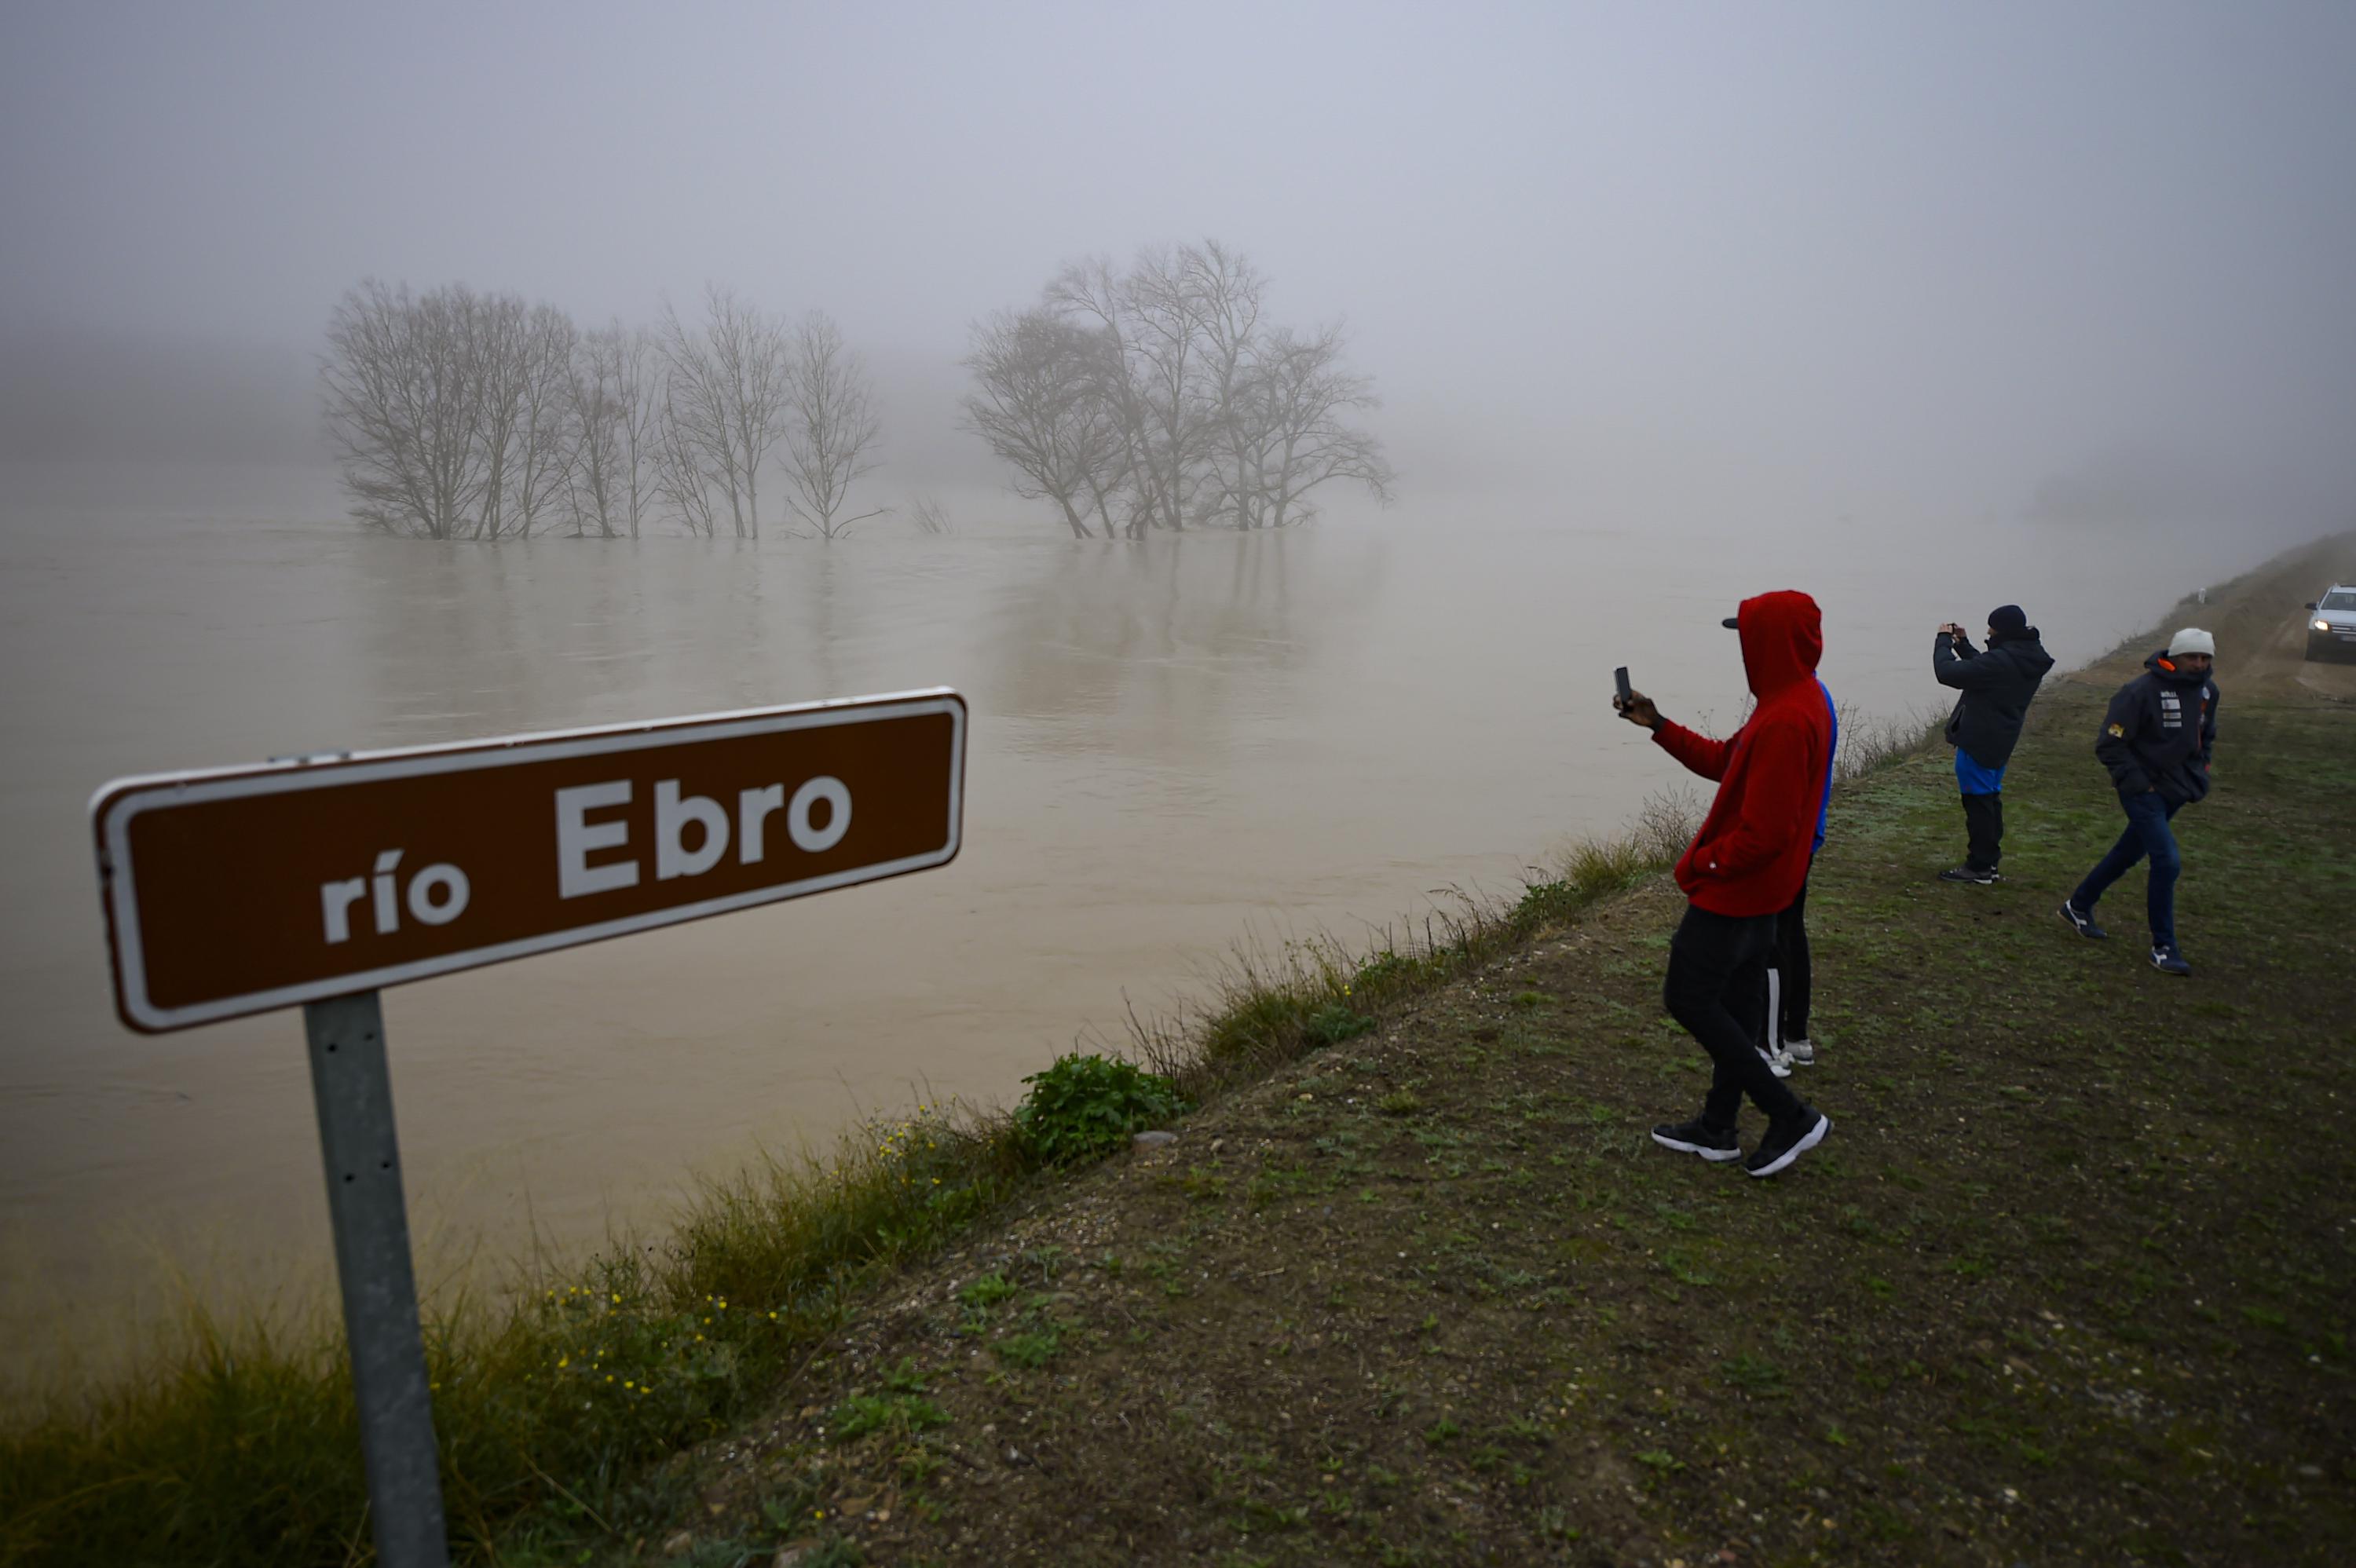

{"left": 2095, "top": 652, "right": 2218, "bottom": 806}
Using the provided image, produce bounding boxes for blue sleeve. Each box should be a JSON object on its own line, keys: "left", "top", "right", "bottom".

{"left": 1813, "top": 679, "right": 1836, "bottom": 853}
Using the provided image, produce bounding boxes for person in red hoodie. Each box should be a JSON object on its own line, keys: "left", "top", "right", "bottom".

{"left": 1615, "top": 590, "right": 1835, "bottom": 1177}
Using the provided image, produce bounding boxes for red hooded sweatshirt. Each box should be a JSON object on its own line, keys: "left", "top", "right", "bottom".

{"left": 1652, "top": 590, "right": 1832, "bottom": 917}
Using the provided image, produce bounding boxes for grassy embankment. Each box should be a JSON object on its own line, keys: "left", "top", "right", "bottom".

{"left": 5, "top": 535, "right": 2352, "bottom": 1566}
{"left": 586, "top": 540, "right": 2356, "bottom": 1566}
{"left": 0, "top": 690, "right": 1727, "bottom": 1564}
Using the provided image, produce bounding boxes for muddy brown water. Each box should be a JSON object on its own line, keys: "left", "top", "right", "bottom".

{"left": 0, "top": 461, "right": 2287, "bottom": 1385}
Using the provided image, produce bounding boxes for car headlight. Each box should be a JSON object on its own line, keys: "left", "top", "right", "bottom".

{"left": 2319, "top": 620, "right": 2335, "bottom": 632}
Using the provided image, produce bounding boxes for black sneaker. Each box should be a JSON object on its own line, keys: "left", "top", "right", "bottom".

{"left": 1744, "top": 1108, "right": 1830, "bottom": 1178}
{"left": 1938, "top": 866, "right": 1999, "bottom": 884}
{"left": 1651, "top": 1117, "right": 1741, "bottom": 1163}
{"left": 2058, "top": 900, "right": 2107, "bottom": 939}
{"left": 2150, "top": 944, "right": 2192, "bottom": 977}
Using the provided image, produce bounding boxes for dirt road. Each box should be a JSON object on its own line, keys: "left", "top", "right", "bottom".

{"left": 2069, "top": 527, "right": 2356, "bottom": 701}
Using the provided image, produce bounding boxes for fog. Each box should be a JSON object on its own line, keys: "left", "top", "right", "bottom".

{"left": 4, "top": 2, "right": 2355, "bottom": 1367}
{"left": 5, "top": 0, "right": 2354, "bottom": 532}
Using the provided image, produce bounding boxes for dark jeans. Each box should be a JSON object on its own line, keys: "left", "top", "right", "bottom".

{"left": 1765, "top": 873, "right": 1812, "bottom": 1042}
{"left": 1960, "top": 791, "right": 2004, "bottom": 871}
{"left": 1664, "top": 903, "right": 1807, "bottom": 1129}
{"left": 2071, "top": 791, "right": 2182, "bottom": 948}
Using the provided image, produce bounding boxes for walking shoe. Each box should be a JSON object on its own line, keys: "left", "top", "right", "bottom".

{"left": 1651, "top": 1117, "right": 1742, "bottom": 1162}
{"left": 1744, "top": 1108, "right": 1830, "bottom": 1178}
{"left": 2058, "top": 900, "right": 2108, "bottom": 939}
{"left": 2149, "top": 944, "right": 2192, "bottom": 977}
{"left": 1756, "top": 1044, "right": 1792, "bottom": 1080}
{"left": 1938, "top": 866, "right": 1999, "bottom": 884}
{"left": 1782, "top": 1036, "right": 1816, "bottom": 1067}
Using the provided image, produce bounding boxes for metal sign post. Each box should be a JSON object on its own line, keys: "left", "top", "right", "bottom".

{"left": 305, "top": 990, "right": 448, "bottom": 1568}
{"left": 88, "top": 689, "right": 968, "bottom": 1559}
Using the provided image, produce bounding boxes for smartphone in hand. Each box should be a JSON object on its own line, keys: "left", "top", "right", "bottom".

{"left": 1613, "top": 666, "right": 1632, "bottom": 707}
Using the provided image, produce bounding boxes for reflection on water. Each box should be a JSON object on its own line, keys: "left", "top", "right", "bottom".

{"left": 0, "top": 462, "right": 2259, "bottom": 1379}
{"left": 985, "top": 531, "right": 1381, "bottom": 759}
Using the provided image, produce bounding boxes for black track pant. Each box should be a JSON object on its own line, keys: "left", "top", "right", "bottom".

{"left": 1764, "top": 872, "right": 1812, "bottom": 1044}
{"left": 1960, "top": 791, "right": 2004, "bottom": 872}
{"left": 1664, "top": 902, "right": 1806, "bottom": 1129}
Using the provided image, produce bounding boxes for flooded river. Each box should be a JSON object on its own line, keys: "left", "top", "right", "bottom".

{"left": 0, "top": 461, "right": 2258, "bottom": 1380}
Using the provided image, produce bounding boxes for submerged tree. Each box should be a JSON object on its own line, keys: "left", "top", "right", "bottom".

{"left": 960, "top": 309, "right": 1125, "bottom": 538}
{"left": 779, "top": 311, "right": 885, "bottom": 538}
{"left": 968, "top": 240, "right": 1392, "bottom": 537}
{"left": 566, "top": 322, "right": 657, "bottom": 538}
{"left": 657, "top": 285, "right": 789, "bottom": 539}
{"left": 324, "top": 280, "right": 544, "bottom": 539}
{"left": 324, "top": 278, "right": 887, "bottom": 543}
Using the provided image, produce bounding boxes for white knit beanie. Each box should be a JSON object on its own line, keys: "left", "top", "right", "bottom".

{"left": 2168, "top": 627, "right": 2215, "bottom": 657}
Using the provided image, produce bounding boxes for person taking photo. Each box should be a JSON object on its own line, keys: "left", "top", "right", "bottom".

{"left": 1615, "top": 590, "right": 1834, "bottom": 1178}
{"left": 1931, "top": 605, "right": 2054, "bottom": 883}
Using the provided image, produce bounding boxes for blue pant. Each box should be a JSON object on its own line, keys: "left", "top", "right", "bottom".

{"left": 2070, "top": 791, "right": 2182, "bottom": 948}
{"left": 1955, "top": 751, "right": 2008, "bottom": 871}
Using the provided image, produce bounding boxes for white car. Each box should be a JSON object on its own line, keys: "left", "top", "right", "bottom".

{"left": 2309, "top": 584, "right": 2356, "bottom": 661}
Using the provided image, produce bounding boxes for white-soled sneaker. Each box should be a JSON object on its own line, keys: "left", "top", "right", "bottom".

{"left": 1745, "top": 1108, "right": 1831, "bottom": 1178}
{"left": 1756, "top": 1044, "right": 1792, "bottom": 1080}
{"left": 1783, "top": 1037, "right": 1815, "bottom": 1067}
{"left": 1651, "top": 1116, "right": 1742, "bottom": 1162}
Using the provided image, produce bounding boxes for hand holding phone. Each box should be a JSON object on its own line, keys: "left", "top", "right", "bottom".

{"left": 1613, "top": 669, "right": 1663, "bottom": 732}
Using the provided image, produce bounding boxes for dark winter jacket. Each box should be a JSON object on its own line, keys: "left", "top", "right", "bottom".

{"left": 1934, "top": 627, "right": 2055, "bottom": 769}
{"left": 2096, "top": 652, "right": 2218, "bottom": 806}
{"left": 1652, "top": 591, "right": 1835, "bottom": 917}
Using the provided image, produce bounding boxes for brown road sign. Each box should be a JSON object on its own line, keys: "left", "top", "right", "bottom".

{"left": 91, "top": 689, "right": 967, "bottom": 1033}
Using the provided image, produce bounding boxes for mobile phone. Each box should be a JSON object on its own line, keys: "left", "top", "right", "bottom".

{"left": 1613, "top": 666, "right": 1632, "bottom": 706}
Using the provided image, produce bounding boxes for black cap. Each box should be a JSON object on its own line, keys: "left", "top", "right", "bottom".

{"left": 1988, "top": 604, "right": 2028, "bottom": 634}
{"left": 1721, "top": 616, "right": 1740, "bottom": 629}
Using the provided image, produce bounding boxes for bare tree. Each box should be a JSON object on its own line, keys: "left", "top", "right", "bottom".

{"left": 565, "top": 322, "right": 660, "bottom": 539}
{"left": 658, "top": 285, "right": 788, "bottom": 539}
{"left": 1042, "top": 257, "right": 1160, "bottom": 537}
{"left": 1187, "top": 241, "right": 1273, "bottom": 528}
{"left": 780, "top": 311, "right": 885, "bottom": 538}
{"left": 323, "top": 279, "right": 483, "bottom": 539}
{"left": 1235, "top": 324, "right": 1395, "bottom": 528}
{"left": 509, "top": 304, "right": 578, "bottom": 538}
{"left": 566, "top": 323, "right": 626, "bottom": 537}
{"left": 975, "top": 240, "right": 1393, "bottom": 538}
{"left": 650, "top": 382, "right": 719, "bottom": 537}
{"left": 961, "top": 308, "right": 1124, "bottom": 538}
{"left": 463, "top": 291, "right": 532, "bottom": 539}
{"left": 611, "top": 327, "right": 658, "bottom": 537}
{"left": 657, "top": 302, "right": 738, "bottom": 533}
{"left": 323, "top": 280, "right": 576, "bottom": 541}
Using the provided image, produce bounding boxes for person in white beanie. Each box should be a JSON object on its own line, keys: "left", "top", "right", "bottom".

{"left": 2059, "top": 627, "right": 2218, "bottom": 974}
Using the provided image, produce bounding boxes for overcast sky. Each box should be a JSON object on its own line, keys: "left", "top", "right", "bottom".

{"left": 4, "top": 0, "right": 2354, "bottom": 524}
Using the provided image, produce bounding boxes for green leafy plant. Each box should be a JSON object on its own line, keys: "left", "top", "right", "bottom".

{"left": 1015, "top": 1053, "right": 1186, "bottom": 1165}
{"left": 957, "top": 1272, "right": 1018, "bottom": 1310}
{"left": 827, "top": 1390, "right": 947, "bottom": 1442}
{"left": 994, "top": 1329, "right": 1063, "bottom": 1368}
{"left": 1304, "top": 1003, "right": 1375, "bottom": 1046}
